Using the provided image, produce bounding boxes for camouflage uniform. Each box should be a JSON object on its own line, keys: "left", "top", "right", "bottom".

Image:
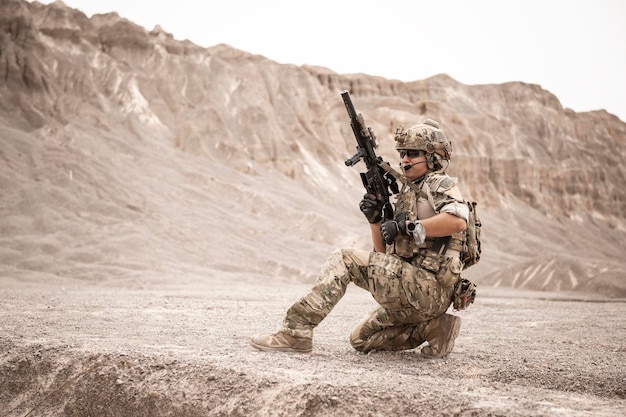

{"left": 281, "top": 170, "right": 468, "bottom": 352}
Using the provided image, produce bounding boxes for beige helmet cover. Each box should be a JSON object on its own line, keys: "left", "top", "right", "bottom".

{"left": 394, "top": 119, "right": 452, "bottom": 161}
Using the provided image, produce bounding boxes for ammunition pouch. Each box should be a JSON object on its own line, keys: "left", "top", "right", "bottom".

{"left": 410, "top": 249, "right": 463, "bottom": 288}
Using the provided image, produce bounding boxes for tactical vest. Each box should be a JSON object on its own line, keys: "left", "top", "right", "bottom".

{"left": 386, "top": 172, "right": 466, "bottom": 261}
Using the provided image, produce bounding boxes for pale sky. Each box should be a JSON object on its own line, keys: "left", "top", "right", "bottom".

{"left": 36, "top": 0, "right": 625, "bottom": 121}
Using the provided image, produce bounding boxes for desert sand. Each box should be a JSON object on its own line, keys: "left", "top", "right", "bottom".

{"left": 2, "top": 269, "right": 625, "bottom": 416}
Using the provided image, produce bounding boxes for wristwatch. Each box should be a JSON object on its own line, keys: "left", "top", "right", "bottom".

{"left": 406, "top": 220, "right": 426, "bottom": 244}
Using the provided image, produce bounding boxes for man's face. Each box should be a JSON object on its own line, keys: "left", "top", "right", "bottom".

{"left": 399, "top": 149, "right": 428, "bottom": 181}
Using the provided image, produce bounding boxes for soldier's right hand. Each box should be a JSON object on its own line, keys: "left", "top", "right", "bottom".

{"left": 359, "top": 193, "right": 383, "bottom": 223}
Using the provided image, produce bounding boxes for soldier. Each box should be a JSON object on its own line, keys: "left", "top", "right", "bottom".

{"left": 250, "top": 119, "right": 469, "bottom": 358}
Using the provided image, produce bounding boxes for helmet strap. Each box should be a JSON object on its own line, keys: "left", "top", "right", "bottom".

{"left": 426, "top": 153, "right": 436, "bottom": 170}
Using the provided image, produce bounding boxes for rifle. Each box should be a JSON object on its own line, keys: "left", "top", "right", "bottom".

{"left": 341, "top": 90, "right": 399, "bottom": 221}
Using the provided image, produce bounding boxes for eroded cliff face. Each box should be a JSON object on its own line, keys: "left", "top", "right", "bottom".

{"left": 1, "top": 0, "right": 625, "bottom": 296}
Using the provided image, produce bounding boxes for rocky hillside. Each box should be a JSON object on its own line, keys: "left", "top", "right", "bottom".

{"left": 1, "top": 0, "right": 625, "bottom": 297}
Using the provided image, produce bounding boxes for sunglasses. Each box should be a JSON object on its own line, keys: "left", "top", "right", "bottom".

{"left": 398, "top": 150, "right": 422, "bottom": 158}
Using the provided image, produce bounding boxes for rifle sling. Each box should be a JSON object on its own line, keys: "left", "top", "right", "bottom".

{"left": 378, "top": 161, "right": 427, "bottom": 198}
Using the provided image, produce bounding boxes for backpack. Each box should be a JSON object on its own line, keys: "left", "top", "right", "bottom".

{"left": 461, "top": 201, "right": 482, "bottom": 269}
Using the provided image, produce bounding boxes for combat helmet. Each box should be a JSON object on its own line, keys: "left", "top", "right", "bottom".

{"left": 394, "top": 119, "right": 452, "bottom": 170}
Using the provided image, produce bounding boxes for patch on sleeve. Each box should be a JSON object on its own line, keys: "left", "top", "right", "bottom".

{"left": 429, "top": 174, "right": 463, "bottom": 200}
{"left": 445, "top": 185, "right": 464, "bottom": 201}
{"left": 429, "top": 173, "right": 458, "bottom": 192}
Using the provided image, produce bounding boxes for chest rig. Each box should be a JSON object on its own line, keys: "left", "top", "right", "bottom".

{"left": 386, "top": 173, "right": 465, "bottom": 261}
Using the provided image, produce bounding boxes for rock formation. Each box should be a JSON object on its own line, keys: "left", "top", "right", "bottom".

{"left": 1, "top": 0, "right": 625, "bottom": 297}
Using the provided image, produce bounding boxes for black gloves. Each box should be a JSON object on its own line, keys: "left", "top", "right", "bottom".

{"left": 359, "top": 194, "right": 383, "bottom": 223}
{"left": 380, "top": 213, "right": 408, "bottom": 245}
{"left": 360, "top": 195, "right": 418, "bottom": 246}
{"left": 380, "top": 221, "right": 399, "bottom": 245}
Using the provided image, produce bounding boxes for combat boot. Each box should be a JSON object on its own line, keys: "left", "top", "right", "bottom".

{"left": 421, "top": 313, "right": 461, "bottom": 359}
{"left": 250, "top": 331, "right": 312, "bottom": 354}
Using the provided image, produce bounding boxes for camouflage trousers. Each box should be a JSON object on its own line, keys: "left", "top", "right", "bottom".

{"left": 282, "top": 248, "right": 459, "bottom": 352}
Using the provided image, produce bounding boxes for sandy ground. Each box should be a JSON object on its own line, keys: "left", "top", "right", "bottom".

{"left": 1, "top": 271, "right": 624, "bottom": 417}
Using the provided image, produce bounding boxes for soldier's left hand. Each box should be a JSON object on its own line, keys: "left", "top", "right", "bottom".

{"left": 380, "top": 220, "right": 400, "bottom": 245}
